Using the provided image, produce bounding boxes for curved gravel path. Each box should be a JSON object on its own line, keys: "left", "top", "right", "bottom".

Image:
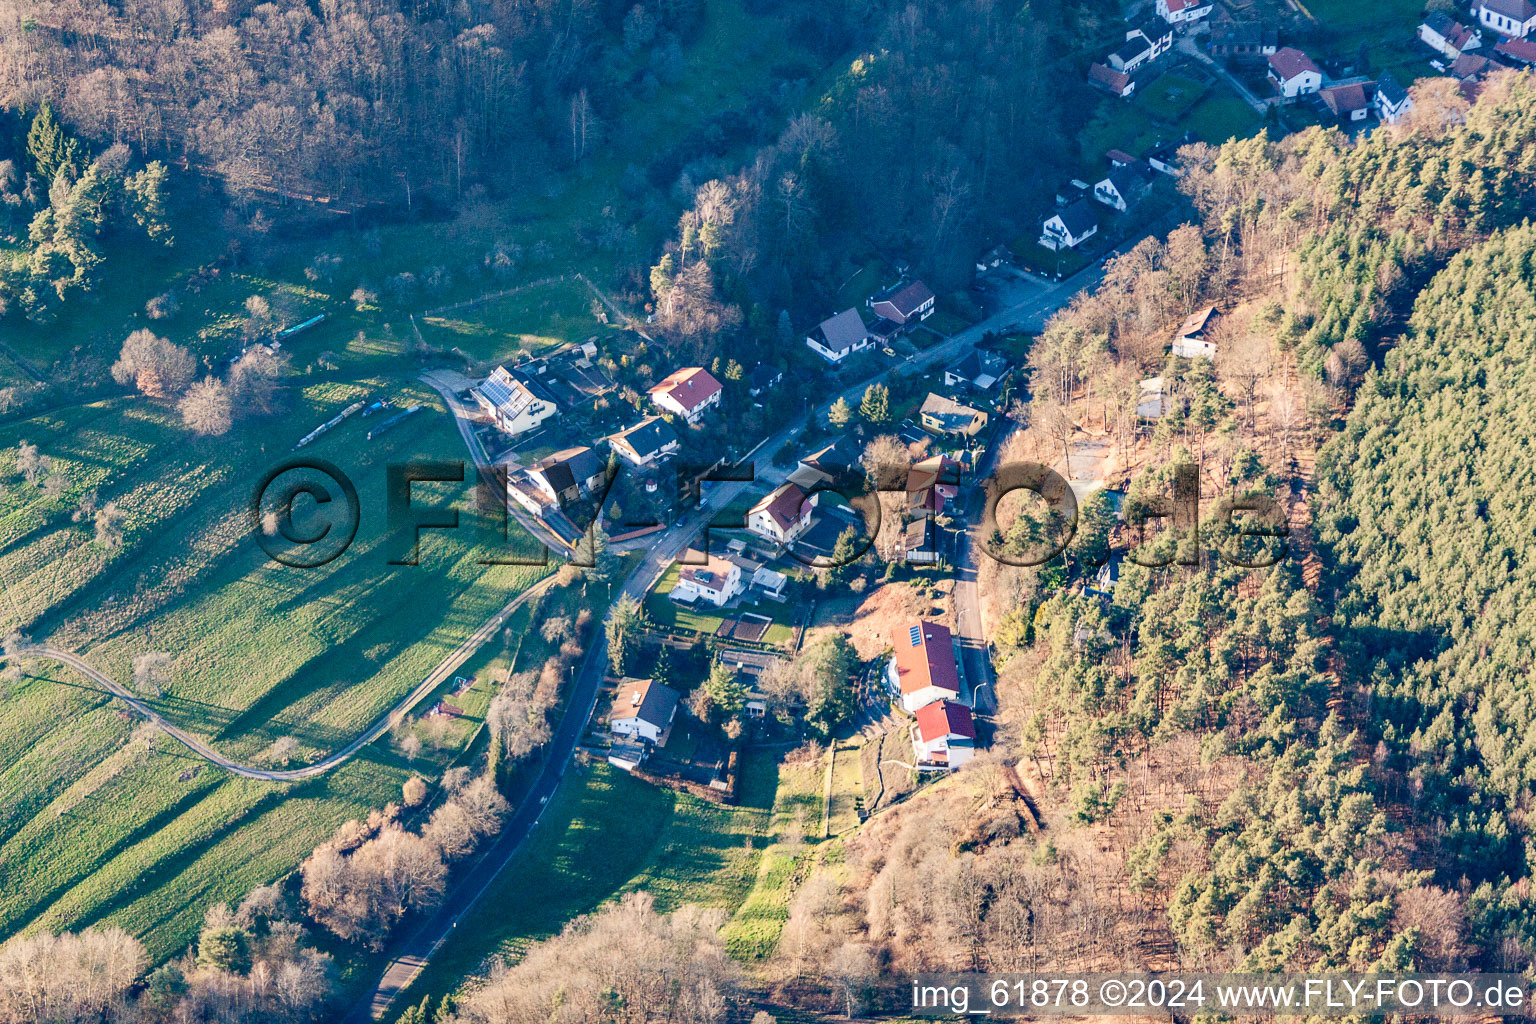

{"left": 0, "top": 575, "right": 555, "bottom": 781}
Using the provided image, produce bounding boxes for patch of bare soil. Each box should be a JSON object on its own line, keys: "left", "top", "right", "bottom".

{"left": 803, "top": 579, "right": 955, "bottom": 661}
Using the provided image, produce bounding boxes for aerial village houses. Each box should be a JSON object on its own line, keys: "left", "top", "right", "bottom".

{"left": 1268, "top": 47, "right": 1322, "bottom": 99}
{"left": 1088, "top": 62, "right": 1136, "bottom": 99}
{"left": 1473, "top": 0, "right": 1536, "bottom": 38}
{"left": 1040, "top": 198, "right": 1099, "bottom": 250}
{"left": 867, "top": 279, "right": 936, "bottom": 327}
{"left": 806, "top": 308, "right": 874, "bottom": 363}
{"left": 1375, "top": 72, "right": 1413, "bottom": 124}
{"left": 606, "top": 416, "right": 680, "bottom": 467}
{"left": 903, "top": 518, "right": 942, "bottom": 565}
{"left": 648, "top": 366, "right": 722, "bottom": 424}
{"left": 473, "top": 365, "right": 559, "bottom": 436}
{"left": 524, "top": 446, "right": 608, "bottom": 507}
{"left": 607, "top": 677, "right": 680, "bottom": 765}
{"left": 748, "top": 482, "right": 814, "bottom": 545}
{"left": 1172, "top": 306, "right": 1220, "bottom": 358}
{"left": 919, "top": 393, "right": 989, "bottom": 436}
{"left": 1093, "top": 167, "right": 1146, "bottom": 212}
{"left": 906, "top": 454, "right": 962, "bottom": 516}
{"left": 887, "top": 621, "right": 963, "bottom": 713}
{"left": 913, "top": 700, "right": 977, "bottom": 768}
{"left": 1155, "top": 0, "right": 1213, "bottom": 25}
{"left": 1494, "top": 35, "right": 1536, "bottom": 66}
{"left": 671, "top": 553, "right": 744, "bottom": 607}
{"left": 944, "top": 349, "right": 1010, "bottom": 391}
{"left": 1418, "top": 12, "right": 1482, "bottom": 60}
{"left": 1320, "top": 82, "right": 1371, "bottom": 124}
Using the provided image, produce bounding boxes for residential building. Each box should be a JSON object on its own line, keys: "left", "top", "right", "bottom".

{"left": 919, "top": 393, "right": 989, "bottom": 436}
{"left": 913, "top": 700, "right": 976, "bottom": 768}
{"left": 806, "top": 308, "right": 874, "bottom": 363}
{"left": 1268, "top": 48, "right": 1322, "bottom": 98}
{"left": 607, "top": 678, "right": 679, "bottom": 745}
{"left": 1375, "top": 72, "right": 1413, "bottom": 123}
{"left": 747, "top": 363, "right": 783, "bottom": 397}
{"left": 904, "top": 517, "right": 942, "bottom": 565}
{"left": 1106, "top": 148, "right": 1139, "bottom": 168}
{"left": 1137, "top": 377, "right": 1168, "bottom": 420}
{"left": 1452, "top": 52, "right": 1492, "bottom": 81}
{"left": 886, "top": 620, "right": 962, "bottom": 712}
{"left": 1088, "top": 63, "right": 1136, "bottom": 98}
{"left": 1172, "top": 306, "right": 1220, "bottom": 358}
{"left": 1209, "top": 12, "right": 1277, "bottom": 60}
{"left": 906, "top": 454, "right": 962, "bottom": 515}
{"left": 944, "top": 348, "right": 1010, "bottom": 390}
{"left": 1473, "top": 0, "right": 1536, "bottom": 38}
{"left": 648, "top": 367, "right": 722, "bottom": 424}
{"left": 1147, "top": 136, "right": 1193, "bottom": 176}
{"left": 1039, "top": 199, "right": 1099, "bottom": 251}
{"left": 748, "top": 483, "right": 813, "bottom": 545}
{"left": 1320, "top": 82, "right": 1372, "bottom": 123}
{"left": 527, "top": 446, "right": 608, "bottom": 507}
{"left": 1109, "top": 33, "right": 1154, "bottom": 72}
{"left": 868, "top": 279, "right": 937, "bottom": 325}
{"left": 1138, "top": 22, "right": 1176, "bottom": 55}
{"left": 1155, "top": 0, "right": 1214, "bottom": 24}
{"left": 472, "top": 365, "right": 558, "bottom": 436}
{"left": 1494, "top": 35, "right": 1536, "bottom": 65}
{"left": 1093, "top": 167, "right": 1146, "bottom": 212}
{"left": 606, "top": 416, "right": 680, "bottom": 467}
{"left": 1418, "top": 12, "right": 1481, "bottom": 59}
{"left": 790, "top": 438, "right": 860, "bottom": 489}
{"left": 671, "top": 553, "right": 744, "bottom": 607}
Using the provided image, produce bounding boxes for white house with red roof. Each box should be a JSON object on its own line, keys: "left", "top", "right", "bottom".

{"left": 1268, "top": 47, "right": 1322, "bottom": 99}
{"left": 887, "top": 620, "right": 962, "bottom": 713}
{"left": 1155, "top": 0, "right": 1213, "bottom": 25}
{"left": 912, "top": 700, "right": 976, "bottom": 768}
{"left": 748, "top": 483, "right": 814, "bottom": 545}
{"left": 1474, "top": 0, "right": 1536, "bottom": 38}
{"left": 648, "top": 367, "right": 722, "bottom": 424}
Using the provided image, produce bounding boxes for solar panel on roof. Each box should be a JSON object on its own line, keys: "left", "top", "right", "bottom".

{"left": 909, "top": 625, "right": 922, "bottom": 647}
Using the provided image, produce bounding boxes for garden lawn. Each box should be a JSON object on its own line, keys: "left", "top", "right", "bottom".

{"left": 389, "top": 748, "right": 823, "bottom": 1011}
{"left": 0, "top": 379, "right": 550, "bottom": 958}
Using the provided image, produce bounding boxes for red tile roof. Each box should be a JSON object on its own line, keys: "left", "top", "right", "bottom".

{"left": 1106, "top": 149, "right": 1139, "bottom": 166}
{"left": 891, "top": 621, "right": 960, "bottom": 698}
{"left": 1321, "top": 82, "right": 1369, "bottom": 115}
{"left": 915, "top": 700, "right": 976, "bottom": 742}
{"left": 648, "top": 367, "right": 722, "bottom": 414}
{"left": 1496, "top": 36, "right": 1536, "bottom": 63}
{"left": 1089, "top": 63, "right": 1133, "bottom": 95}
{"left": 1268, "top": 47, "right": 1319, "bottom": 80}
{"left": 750, "top": 483, "right": 810, "bottom": 534}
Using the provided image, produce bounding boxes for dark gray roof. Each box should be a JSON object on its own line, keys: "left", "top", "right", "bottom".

{"left": 1376, "top": 71, "right": 1408, "bottom": 105}
{"left": 532, "top": 446, "right": 605, "bottom": 494}
{"left": 611, "top": 417, "right": 679, "bottom": 460}
{"left": 1113, "top": 38, "right": 1151, "bottom": 64}
{"left": 1054, "top": 198, "right": 1099, "bottom": 238}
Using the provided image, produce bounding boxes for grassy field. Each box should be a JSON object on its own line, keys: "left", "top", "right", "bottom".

{"left": 417, "top": 278, "right": 605, "bottom": 367}
{"left": 0, "top": 0, "right": 849, "bottom": 981}
{"left": 0, "top": 380, "right": 551, "bottom": 958}
{"left": 388, "top": 749, "right": 825, "bottom": 1014}
{"left": 1136, "top": 72, "right": 1211, "bottom": 122}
